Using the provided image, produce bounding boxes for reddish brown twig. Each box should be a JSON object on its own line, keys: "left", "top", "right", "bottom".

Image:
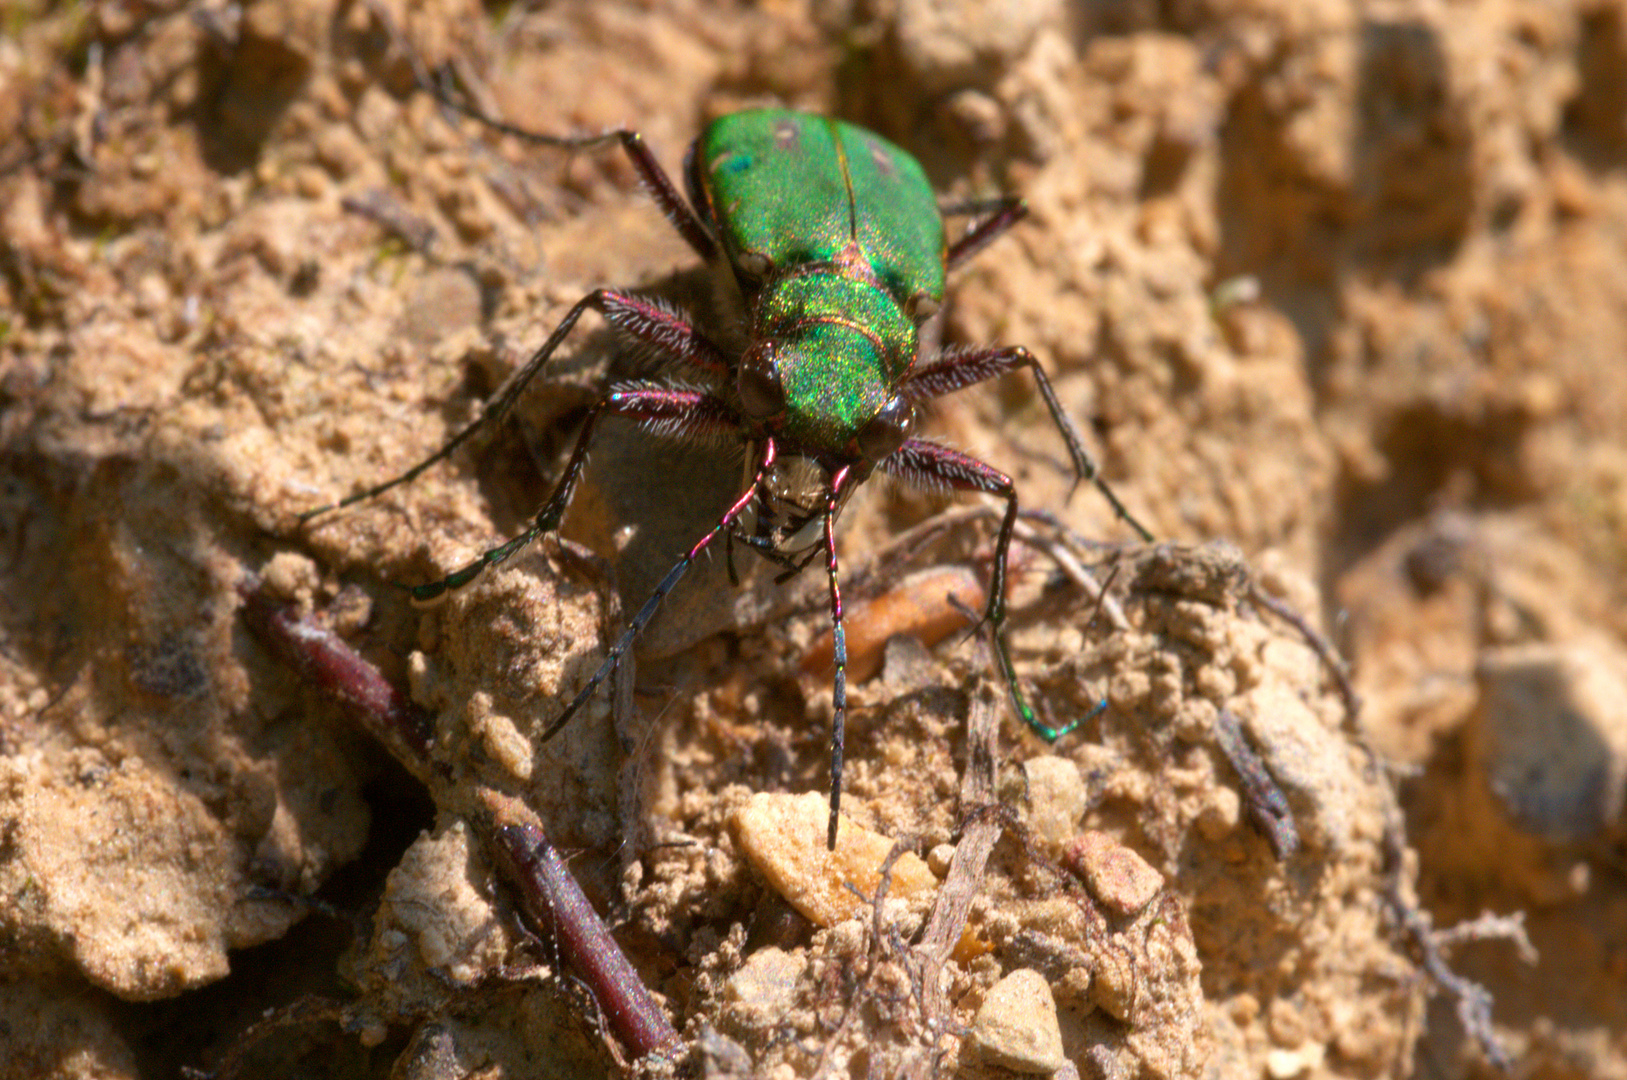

{"left": 1213, "top": 707, "right": 1300, "bottom": 860}
{"left": 238, "top": 581, "right": 436, "bottom": 770}
{"left": 485, "top": 796, "right": 682, "bottom": 1060}
{"left": 238, "top": 577, "right": 681, "bottom": 1063}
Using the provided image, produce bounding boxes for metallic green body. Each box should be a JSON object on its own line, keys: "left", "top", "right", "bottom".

{"left": 697, "top": 109, "right": 947, "bottom": 306}
{"left": 694, "top": 109, "right": 944, "bottom": 451}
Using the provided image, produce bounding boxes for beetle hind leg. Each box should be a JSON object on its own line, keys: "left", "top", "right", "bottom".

{"left": 407, "top": 385, "right": 740, "bottom": 610}
{"left": 300, "top": 289, "right": 730, "bottom": 523}
{"left": 423, "top": 66, "right": 718, "bottom": 263}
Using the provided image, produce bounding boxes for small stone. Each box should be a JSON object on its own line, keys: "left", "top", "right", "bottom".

{"left": 730, "top": 792, "right": 937, "bottom": 927}
{"left": 724, "top": 946, "right": 805, "bottom": 1020}
{"left": 1265, "top": 1043, "right": 1325, "bottom": 1078}
{"left": 698, "top": 1028, "right": 755, "bottom": 1078}
{"left": 971, "top": 968, "right": 1067, "bottom": 1074}
{"left": 1089, "top": 940, "right": 1137, "bottom": 1021}
{"left": 1063, "top": 832, "right": 1164, "bottom": 915}
{"left": 927, "top": 843, "right": 956, "bottom": 877}
{"left": 1025, "top": 756, "right": 1087, "bottom": 846}
{"left": 1195, "top": 786, "right": 1241, "bottom": 840}
{"left": 1474, "top": 639, "right": 1627, "bottom": 841}
{"left": 802, "top": 564, "right": 984, "bottom": 685}
{"left": 377, "top": 822, "right": 510, "bottom": 985}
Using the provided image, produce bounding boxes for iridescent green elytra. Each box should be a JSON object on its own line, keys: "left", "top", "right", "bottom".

{"left": 697, "top": 110, "right": 947, "bottom": 306}
{"left": 303, "top": 102, "right": 1153, "bottom": 850}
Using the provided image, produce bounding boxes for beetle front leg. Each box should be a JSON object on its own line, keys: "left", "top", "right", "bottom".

{"left": 537, "top": 438, "right": 779, "bottom": 744}
{"left": 821, "top": 465, "right": 856, "bottom": 851}
{"left": 880, "top": 438, "right": 1093, "bottom": 742}
{"left": 902, "top": 345, "right": 1154, "bottom": 541}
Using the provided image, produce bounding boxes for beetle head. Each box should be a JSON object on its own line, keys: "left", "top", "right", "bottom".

{"left": 737, "top": 332, "right": 915, "bottom": 468}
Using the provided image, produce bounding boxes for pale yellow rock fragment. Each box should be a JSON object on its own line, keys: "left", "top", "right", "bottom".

{"left": 972, "top": 968, "right": 1067, "bottom": 1074}
{"left": 729, "top": 791, "right": 937, "bottom": 927}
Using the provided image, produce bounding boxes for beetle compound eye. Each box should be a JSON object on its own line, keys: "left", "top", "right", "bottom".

{"left": 855, "top": 397, "right": 914, "bottom": 461}
{"left": 738, "top": 344, "right": 786, "bottom": 419}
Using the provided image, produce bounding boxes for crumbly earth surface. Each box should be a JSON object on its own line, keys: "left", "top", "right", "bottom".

{"left": 2, "top": 0, "right": 1625, "bottom": 1077}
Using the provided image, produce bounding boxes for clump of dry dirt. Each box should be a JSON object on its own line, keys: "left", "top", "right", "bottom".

{"left": 2, "top": 0, "right": 1625, "bottom": 1078}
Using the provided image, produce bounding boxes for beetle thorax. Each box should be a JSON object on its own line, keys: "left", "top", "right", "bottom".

{"left": 744, "top": 269, "right": 917, "bottom": 457}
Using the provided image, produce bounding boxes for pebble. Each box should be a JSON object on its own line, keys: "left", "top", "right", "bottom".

{"left": 1475, "top": 639, "right": 1627, "bottom": 841}
{"left": 1266, "top": 1043, "right": 1326, "bottom": 1078}
{"left": 1025, "top": 756, "right": 1087, "bottom": 846}
{"left": 1062, "top": 832, "right": 1164, "bottom": 915}
{"left": 971, "top": 968, "right": 1067, "bottom": 1074}
{"left": 801, "top": 564, "right": 985, "bottom": 684}
{"left": 724, "top": 946, "right": 805, "bottom": 1018}
{"left": 730, "top": 792, "right": 938, "bottom": 927}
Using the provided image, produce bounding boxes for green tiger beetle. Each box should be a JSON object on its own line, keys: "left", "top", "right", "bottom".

{"left": 303, "top": 105, "right": 1153, "bottom": 849}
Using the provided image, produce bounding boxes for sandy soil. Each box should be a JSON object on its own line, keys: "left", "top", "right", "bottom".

{"left": 2, "top": 0, "right": 1625, "bottom": 1077}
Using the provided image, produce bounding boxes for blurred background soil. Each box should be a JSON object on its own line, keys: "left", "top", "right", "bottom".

{"left": 1, "top": 0, "right": 1625, "bottom": 1077}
